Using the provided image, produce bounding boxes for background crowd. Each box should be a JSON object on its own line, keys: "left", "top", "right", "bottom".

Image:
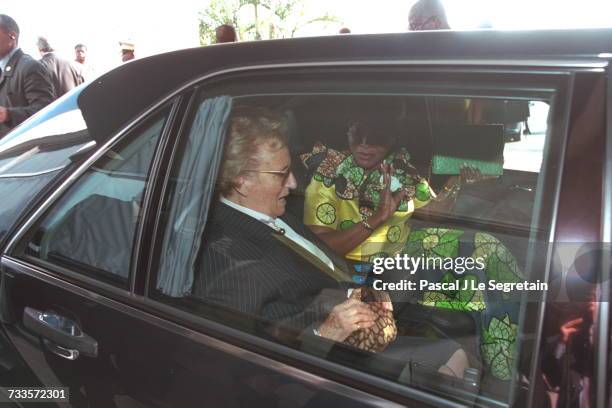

{"left": 0, "top": 0, "right": 454, "bottom": 138}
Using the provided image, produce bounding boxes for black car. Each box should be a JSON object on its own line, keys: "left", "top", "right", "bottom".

{"left": 0, "top": 28, "right": 609, "bottom": 408}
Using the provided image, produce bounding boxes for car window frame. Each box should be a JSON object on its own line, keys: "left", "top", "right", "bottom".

{"left": 5, "top": 97, "right": 183, "bottom": 298}
{"left": 137, "top": 64, "right": 576, "bottom": 408}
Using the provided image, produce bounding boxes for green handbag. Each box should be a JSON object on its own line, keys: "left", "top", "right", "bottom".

{"left": 431, "top": 125, "right": 505, "bottom": 176}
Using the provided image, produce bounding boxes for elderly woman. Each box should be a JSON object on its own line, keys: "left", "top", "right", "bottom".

{"left": 196, "top": 106, "right": 469, "bottom": 379}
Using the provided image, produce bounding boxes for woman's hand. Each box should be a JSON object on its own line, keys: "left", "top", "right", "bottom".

{"left": 370, "top": 164, "right": 408, "bottom": 228}
{"left": 439, "top": 165, "right": 485, "bottom": 201}
{"left": 317, "top": 299, "right": 377, "bottom": 342}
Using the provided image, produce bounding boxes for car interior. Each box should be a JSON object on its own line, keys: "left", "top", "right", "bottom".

{"left": 226, "top": 92, "right": 548, "bottom": 400}
{"left": 19, "top": 91, "right": 550, "bottom": 405}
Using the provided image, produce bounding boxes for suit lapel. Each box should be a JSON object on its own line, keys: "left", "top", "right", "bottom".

{"left": 216, "top": 202, "right": 352, "bottom": 283}
{"left": 272, "top": 230, "right": 353, "bottom": 283}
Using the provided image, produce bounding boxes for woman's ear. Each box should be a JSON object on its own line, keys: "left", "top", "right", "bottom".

{"left": 232, "top": 175, "right": 249, "bottom": 197}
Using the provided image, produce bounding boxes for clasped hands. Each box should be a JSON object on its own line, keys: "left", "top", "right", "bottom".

{"left": 317, "top": 287, "right": 393, "bottom": 342}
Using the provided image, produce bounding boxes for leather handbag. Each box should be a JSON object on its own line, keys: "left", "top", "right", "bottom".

{"left": 431, "top": 124, "right": 504, "bottom": 176}
{"left": 344, "top": 287, "right": 397, "bottom": 353}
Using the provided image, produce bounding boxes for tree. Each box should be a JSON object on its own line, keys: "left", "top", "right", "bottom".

{"left": 198, "top": 0, "right": 340, "bottom": 45}
{"left": 199, "top": 0, "right": 242, "bottom": 45}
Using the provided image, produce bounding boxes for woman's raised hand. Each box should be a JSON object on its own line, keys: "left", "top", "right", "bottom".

{"left": 370, "top": 163, "right": 408, "bottom": 228}
{"left": 317, "top": 298, "right": 377, "bottom": 342}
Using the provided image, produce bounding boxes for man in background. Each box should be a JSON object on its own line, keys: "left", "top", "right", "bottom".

{"left": 408, "top": 0, "right": 450, "bottom": 31}
{"left": 119, "top": 41, "right": 135, "bottom": 62}
{"left": 0, "top": 15, "right": 54, "bottom": 138}
{"left": 215, "top": 24, "right": 237, "bottom": 43}
{"left": 37, "top": 36, "right": 84, "bottom": 98}
{"left": 74, "top": 43, "right": 95, "bottom": 81}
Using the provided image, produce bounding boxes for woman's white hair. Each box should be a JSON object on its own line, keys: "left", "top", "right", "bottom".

{"left": 218, "top": 106, "right": 288, "bottom": 195}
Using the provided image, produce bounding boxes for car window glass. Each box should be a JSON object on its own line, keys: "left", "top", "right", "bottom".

{"left": 503, "top": 101, "right": 549, "bottom": 172}
{"left": 21, "top": 107, "right": 170, "bottom": 288}
{"left": 0, "top": 92, "right": 92, "bottom": 243}
{"left": 150, "top": 75, "right": 560, "bottom": 406}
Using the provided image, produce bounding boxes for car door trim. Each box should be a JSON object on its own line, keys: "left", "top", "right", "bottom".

{"left": 128, "top": 98, "right": 184, "bottom": 293}
{"left": 1, "top": 255, "right": 450, "bottom": 408}
{"left": 596, "top": 62, "right": 612, "bottom": 408}
{"left": 525, "top": 75, "right": 575, "bottom": 408}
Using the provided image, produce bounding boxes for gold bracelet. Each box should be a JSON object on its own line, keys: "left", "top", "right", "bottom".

{"left": 436, "top": 182, "right": 460, "bottom": 202}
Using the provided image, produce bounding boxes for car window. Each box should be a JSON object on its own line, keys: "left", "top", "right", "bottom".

{"left": 19, "top": 107, "right": 171, "bottom": 288}
{"left": 149, "top": 71, "right": 563, "bottom": 406}
{"left": 503, "top": 101, "right": 549, "bottom": 172}
{"left": 0, "top": 91, "right": 92, "bottom": 244}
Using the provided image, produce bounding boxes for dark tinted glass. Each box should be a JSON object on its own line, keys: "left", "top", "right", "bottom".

{"left": 0, "top": 90, "right": 91, "bottom": 243}
{"left": 21, "top": 108, "right": 170, "bottom": 287}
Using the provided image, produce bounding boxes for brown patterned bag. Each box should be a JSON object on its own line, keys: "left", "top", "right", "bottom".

{"left": 343, "top": 287, "right": 397, "bottom": 353}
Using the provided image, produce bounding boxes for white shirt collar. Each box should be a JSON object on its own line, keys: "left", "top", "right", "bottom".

{"left": 220, "top": 197, "right": 336, "bottom": 272}
{"left": 220, "top": 196, "right": 276, "bottom": 225}
{"left": 0, "top": 47, "right": 19, "bottom": 72}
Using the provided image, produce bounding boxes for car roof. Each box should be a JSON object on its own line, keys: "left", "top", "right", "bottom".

{"left": 78, "top": 28, "right": 612, "bottom": 143}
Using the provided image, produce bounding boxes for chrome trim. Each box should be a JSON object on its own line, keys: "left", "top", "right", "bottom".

{"left": 596, "top": 63, "right": 612, "bottom": 408}
{"left": 43, "top": 339, "right": 80, "bottom": 361}
{"left": 3, "top": 59, "right": 594, "bottom": 255}
{"left": 143, "top": 90, "right": 199, "bottom": 298}
{"left": 526, "top": 77, "right": 575, "bottom": 408}
{"left": 129, "top": 100, "right": 181, "bottom": 293}
{"left": 0, "top": 166, "right": 65, "bottom": 179}
{"left": 1, "top": 256, "right": 414, "bottom": 408}
{"left": 149, "top": 60, "right": 605, "bottom": 103}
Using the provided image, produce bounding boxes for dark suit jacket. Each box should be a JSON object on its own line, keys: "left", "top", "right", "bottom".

{"left": 194, "top": 202, "right": 351, "bottom": 331}
{"left": 39, "top": 52, "right": 84, "bottom": 98}
{"left": 0, "top": 49, "right": 55, "bottom": 138}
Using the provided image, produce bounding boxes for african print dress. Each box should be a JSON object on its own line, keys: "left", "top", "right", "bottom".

{"left": 301, "top": 143, "right": 523, "bottom": 384}
{"left": 301, "top": 143, "right": 435, "bottom": 262}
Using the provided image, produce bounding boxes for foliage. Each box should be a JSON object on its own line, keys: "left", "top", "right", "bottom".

{"left": 199, "top": 0, "right": 340, "bottom": 45}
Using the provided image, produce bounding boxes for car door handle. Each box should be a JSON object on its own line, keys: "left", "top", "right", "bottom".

{"left": 22, "top": 307, "right": 98, "bottom": 359}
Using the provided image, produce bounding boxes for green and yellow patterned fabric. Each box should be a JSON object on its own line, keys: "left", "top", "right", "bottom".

{"left": 301, "top": 143, "right": 523, "bottom": 382}
{"left": 301, "top": 143, "right": 435, "bottom": 262}
{"left": 481, "top": 314, "right": 518, "bottom": 381}
{"left": 405, "top": 228, "right": 523, "bottom": 381}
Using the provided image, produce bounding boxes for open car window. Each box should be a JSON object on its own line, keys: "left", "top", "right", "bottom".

{"left": 149, "top": 69, "right": 565, "bottom": 407}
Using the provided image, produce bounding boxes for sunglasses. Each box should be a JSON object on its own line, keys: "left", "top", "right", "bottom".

{"left": 242, "top": 168, "right": 293, "bottom": 183}
{"left": 348, "top": 123, "right": 396, "bottom": 147}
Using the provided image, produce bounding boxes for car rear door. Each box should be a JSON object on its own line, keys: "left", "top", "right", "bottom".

{"left": 0, "top": 87, "right": 401, "bottom": 408}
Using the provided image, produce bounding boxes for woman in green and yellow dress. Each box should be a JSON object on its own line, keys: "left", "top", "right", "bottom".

{"left": 301, "top": 116, "right": 467, "bottom": 263}
{"left": 301, "top": 115, "right": 524, "bottom": 383}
